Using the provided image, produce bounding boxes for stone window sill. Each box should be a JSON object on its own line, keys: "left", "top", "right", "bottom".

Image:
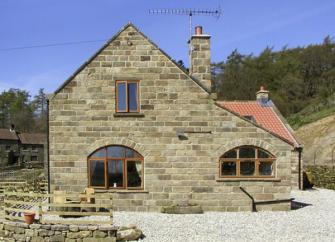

{"left": 216, "top": 178, "right": 281, "bottom": 182}
{"left": 113, "top": 113, "right": 145, "bottom": 118}
{"left": 95, "top": 189, "right": 149, "bottom": 193}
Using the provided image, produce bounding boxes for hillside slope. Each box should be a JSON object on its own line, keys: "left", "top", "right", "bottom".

{"left": 295, "top": 114, "right": 335, "bottom": 166}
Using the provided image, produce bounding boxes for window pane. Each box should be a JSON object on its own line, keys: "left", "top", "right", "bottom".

{"left": 108, "top": 160, "right": 124, "bottom": 188}
{"left": 128, "top": 82, "right": 138, "bottom": 112}
{"left": 240, "top": 161, "right": 255, "bottom": 176}
{"left": 221, "top": 162, "right": 236, "bottom": 176}
{"left": 222, "top": 149, "right": 237, "bottom": 158}
{"left": 125, "top": 148, "right": 142, "bottom": 158}
{"left": 90, "top": 148, "right": 106, "bottom": 158}
{"left": 90, "top": 160, "right": 105, "bottom": 187}
{"left": 239, "top": 147, "right": 256, "bottom": 158}
{"left": 117, "top": 82, "right": 127, "bottom": 112}
{"left": 127, "top": 161, "right": 142, "bottom": 188}
{"left": 259, "top": 162, "right": 273, "bottom": 176}
{"left": 107, "top": 146, "right": 125, "bottom": 158}
{"left": 258, "top": 149, "right": 272, "bottom": 158}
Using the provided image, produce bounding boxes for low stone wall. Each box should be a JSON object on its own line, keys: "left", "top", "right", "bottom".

{"left": 0, "top": 220, "right": 118, "bottom": 242}
{"left": 305, "top": 165, "right": 335, "bottom": 190}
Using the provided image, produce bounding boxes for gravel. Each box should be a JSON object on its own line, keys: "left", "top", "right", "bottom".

{"left": 113, "top": 188, "right": 335, "bottom": 242}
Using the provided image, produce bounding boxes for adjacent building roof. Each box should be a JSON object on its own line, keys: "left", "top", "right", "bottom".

{"left": 0, "top": 128, "right": 45, "bottom": 145}
{"left": 0, "top": 128, "right": 19, "bottom": 140}
{"left": 216, "top": 101, "right": 300, "bottom": 147}
{"left": 18, "top": 133, "right": 45, "bottom": 145}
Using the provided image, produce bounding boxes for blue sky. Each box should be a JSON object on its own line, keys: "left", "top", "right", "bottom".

{"left": 0, "top": 0, "right": 334, "bottom": 96}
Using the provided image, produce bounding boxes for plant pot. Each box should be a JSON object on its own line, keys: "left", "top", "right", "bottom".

{"left": 23, "top": 212, "right": 35, "bottom": 224}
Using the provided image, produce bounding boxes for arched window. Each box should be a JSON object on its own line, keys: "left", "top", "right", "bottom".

{"left": 220, "top": 146, "right": 275, "bottom": 178}
{"left": 88, "top": 145, "right": 143, "bottom": 189}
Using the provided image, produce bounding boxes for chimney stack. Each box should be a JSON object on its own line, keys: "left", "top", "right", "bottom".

{"left": 256, "top": 86, "right": 269, "bottom": 105}
{"left": 190, "top": 26, "right": 211, "bottom": 92}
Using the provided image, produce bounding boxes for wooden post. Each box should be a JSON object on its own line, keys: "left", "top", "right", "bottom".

{"left": 109, "top": 193, "right": 113, "bottom": 224}
{"left": 39, "top": 202, "right": 43, "bottom": 223}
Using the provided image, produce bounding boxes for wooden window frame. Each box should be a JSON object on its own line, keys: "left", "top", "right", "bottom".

{"left": 219, "top": 146, "right": 276, "bottom": 178}
{"left": 88, "top": 145, "right": 144, "bottom": 190}
{"left": 115, "top": 80, "right": 140, "bottom": 113}
{"left": 31, "top": 155, "right": 38, "bottom": 162}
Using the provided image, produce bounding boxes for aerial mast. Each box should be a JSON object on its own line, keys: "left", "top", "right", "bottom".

{"left": 149, "top": 7, "right": 221, "bottom": 41}
{"left": 149, "top": 7, "right": 221, "bottom": 68}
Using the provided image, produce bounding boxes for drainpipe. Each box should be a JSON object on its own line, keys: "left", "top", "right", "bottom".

{"left": 47, "top": 99, "right": 50, "bottom": 194}
{"left": 296, "top": 146, "right": 303, "bottom": 190}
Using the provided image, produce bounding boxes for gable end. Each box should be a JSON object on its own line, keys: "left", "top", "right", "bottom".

{"left": 53, "top": 23, "right": 210, "bottom": 96}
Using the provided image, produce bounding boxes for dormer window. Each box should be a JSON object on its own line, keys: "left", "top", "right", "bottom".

{"left": 243, "top": 115, "right": 256, "bottom": 123}
{"left": 116, "top": 80, "right": 140, "bottom": 113}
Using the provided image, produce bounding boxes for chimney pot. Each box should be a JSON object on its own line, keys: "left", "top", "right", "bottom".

{"left": 195, "top": 26, "right": 203, "bottom": 35}
{"left": 190, "top": 26, "right": 211, "bottom": 92}
{"left": 256, "top": 86, "right": 270, "bottom": 105}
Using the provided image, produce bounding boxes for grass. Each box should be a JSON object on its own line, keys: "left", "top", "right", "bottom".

{"left": 288, "top": 102, "right": 335, "bottom": 129}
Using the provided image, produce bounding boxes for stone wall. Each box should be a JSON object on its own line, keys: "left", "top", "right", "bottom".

{"left": 290, "top": 150, "right": 301, "bottom": 190}
{"left": 0, "top": 140, "right": 20, "bottom": 166}
{"left": 20, "top": 144, "right": 44, "bottom": 164}
{"left": 49, "top": 24, "right": 297, "bottom": 212}
{"left": 0, "top": 220, "right": 118, "bottom": 242}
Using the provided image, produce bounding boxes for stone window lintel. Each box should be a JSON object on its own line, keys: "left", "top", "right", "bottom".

{"left": 113, "top": 113, "right": 145, "bottom": 118}
{"left": 216, "top": 178, "right": 281, "bottom": 182}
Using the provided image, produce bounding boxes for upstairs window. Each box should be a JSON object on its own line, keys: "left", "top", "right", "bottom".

{"left": 220, "top": 146, "right": 275, "bottom": 178}
{"left": 116, "top": 80, "right": 140, "bottom": 113}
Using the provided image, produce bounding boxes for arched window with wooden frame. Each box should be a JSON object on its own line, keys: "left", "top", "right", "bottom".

{"left": 88, "top": 145, "right": 143, "bottom": 189}
{"left": 219, "top": 146, "right": 275, "bottom": 178}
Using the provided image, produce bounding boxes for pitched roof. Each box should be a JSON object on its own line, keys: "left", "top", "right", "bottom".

{"left": 52, "top": 23, "right": 210, "bottom": 97}
{"left": 18, "top": 133, "right": 45, "bottom": 145}
{"left": 216, "top": 101, "right": 300, "bottom": 147}
{"left": 0, "top": 129, "right": 18, "bottom": 140}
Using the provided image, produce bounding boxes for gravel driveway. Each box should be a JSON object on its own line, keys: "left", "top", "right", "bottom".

{"left": 113, "top": 188, "right": 335, "bottom": 242}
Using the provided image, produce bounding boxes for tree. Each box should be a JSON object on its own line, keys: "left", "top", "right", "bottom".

{"left": 0, "top": 89, "right": 34, "bottom": 132}
{"left": 213, "top": 36, "right": 335, "bottom": 118}
{"left": 32, "top": 88, "right": 47, "bottom": 132}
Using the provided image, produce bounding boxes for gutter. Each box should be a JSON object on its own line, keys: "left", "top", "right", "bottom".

{"left": 295, "top": 145, "right": 303, "bottom": 190}
{"left": 46, "top": 99, "right": 51, "bottom": 194}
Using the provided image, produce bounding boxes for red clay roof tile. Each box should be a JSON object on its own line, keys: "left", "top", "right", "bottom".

{"left": 216, "top": 101, "right": 299, "bottom": 147}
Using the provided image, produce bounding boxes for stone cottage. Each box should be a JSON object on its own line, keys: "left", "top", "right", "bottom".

{"left": 0, "top": 127, "right": 20, "bottom": 166}
{"left": 48, "top": 23, "right": 302, "bottom": 212}
{"left": 18, "top": 133, "right": 45, "bottom": 164}
{"left": 0, "top": 126, "right": 45, "bottom": 166}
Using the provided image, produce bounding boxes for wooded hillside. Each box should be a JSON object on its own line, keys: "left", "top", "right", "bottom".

{"left": 213, "top": 36, "right": 335, "bottom": 128}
